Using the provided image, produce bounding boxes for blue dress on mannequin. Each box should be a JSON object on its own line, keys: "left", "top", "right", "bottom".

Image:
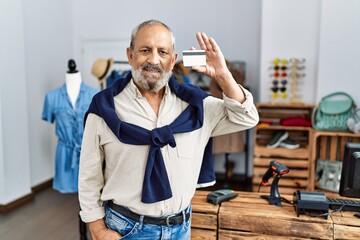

{"left": 42, "top": 61, "right": 98, "bottom": 193}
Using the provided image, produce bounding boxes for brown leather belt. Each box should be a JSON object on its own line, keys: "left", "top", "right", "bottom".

{"left": 108, "top": 201, "right": 190, "bottom": 226}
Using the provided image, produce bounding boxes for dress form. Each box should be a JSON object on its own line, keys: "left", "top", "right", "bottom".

{"left": 66, "top": 59, "right": 82, "bottom": 108}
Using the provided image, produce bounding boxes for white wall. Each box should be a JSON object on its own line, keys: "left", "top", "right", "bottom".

{"left": 0, "top": 89, "right": 4, "bottom": 200}
{"left": 0, "top": 0, "right": 31, "bottom": 204}
{"left": 23, "top": 0, "right": 73, "bottom": 188}
{"left": 260, "top": 0, "right": 360, "bottom": 106}
{"left": 0, "top": 0, "right": 73, "bottom": 204}
{"left": 260, "top": 0, "right": 321, "bottom": 104}
{"left": 317, "top": 0, "right": 360, "bottom": 105}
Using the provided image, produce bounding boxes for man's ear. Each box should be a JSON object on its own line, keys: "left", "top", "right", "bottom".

{"left": 126, "top": 47, "right": 133, "bottom": 65}
{"left": 171, "top": 52, "right": 178, "bottom": 69}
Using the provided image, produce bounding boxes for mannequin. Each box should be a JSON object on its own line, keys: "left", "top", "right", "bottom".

{"left": 65, "top": 59, "right": 88, "bottom": 240}
{"left": 66, "top": 59, "right": 82, "bottom": 108}
{"left": 42, "top": 59, "right": 98, "bottom": 240}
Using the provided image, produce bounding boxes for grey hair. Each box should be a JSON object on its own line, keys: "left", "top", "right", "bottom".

{"left": 129, "top": 20, "right": 176, "bottom": 51}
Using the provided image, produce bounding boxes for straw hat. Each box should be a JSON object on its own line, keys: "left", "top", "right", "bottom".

{"left": 91, "top": 58, "right": 114, "bottom": 80}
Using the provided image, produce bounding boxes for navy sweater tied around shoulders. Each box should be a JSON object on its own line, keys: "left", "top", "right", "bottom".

{"left": 85, "top": 72, "right": 215, "bottom": 203}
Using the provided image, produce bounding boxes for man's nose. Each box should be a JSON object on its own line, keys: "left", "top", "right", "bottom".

{"left": 147, "top": 51, "right": 160, "bottom": 65}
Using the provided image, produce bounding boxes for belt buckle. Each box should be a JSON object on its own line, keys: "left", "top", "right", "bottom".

{"left": 166, "top": 214, "right": 176, "bottom": 226}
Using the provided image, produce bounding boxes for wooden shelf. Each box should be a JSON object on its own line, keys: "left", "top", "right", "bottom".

{"left": 309, "top": 130, "right": 360, "bottom": 191}
{"left": 252, "top": 103, "right": 314, "bottom": 193}
{"left": 256, "top": 125, "right": 311, "bottom": 131}
{"left": 255, "top": 102, "right": 314, "bottom": 108}
{"left": 254, "top": 145, "right": 309, "bottom": 159}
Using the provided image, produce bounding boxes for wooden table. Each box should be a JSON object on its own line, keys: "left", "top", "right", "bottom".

{"left": 191, "top": 190, "right": 360, "bottom": 239}
{"left": 191, "top": 191, "right": 219, "bottom": 240}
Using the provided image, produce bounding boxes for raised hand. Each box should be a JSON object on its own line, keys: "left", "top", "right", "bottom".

{"left": 192, "top": 32, "right": 245, "bottom": 103}
{"left": 192, "top": 32, "right": 232, "bottom": 81}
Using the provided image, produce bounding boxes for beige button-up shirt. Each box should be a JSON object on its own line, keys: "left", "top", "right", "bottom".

{"left": 79, "top": 79, "right": 258, "bottom": 223}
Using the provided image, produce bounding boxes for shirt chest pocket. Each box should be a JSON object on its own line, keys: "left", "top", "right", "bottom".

{"left": 175, "top": 132, "right": 198, "bottom": 159}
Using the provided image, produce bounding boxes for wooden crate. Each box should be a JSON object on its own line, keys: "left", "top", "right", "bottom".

{"left": 309, "top": 131, "right": 360, "bottom": 191}
{"left": 191, "top": 191, "right": 219, "bottom": 240}
{"left": 332, "top": 211, "right": 360, "bottom": 239}
{"left": 255, "top": 103, "right": 314, "bottom": 124}
{"left": 253, "top": 103, "right": 314, "bottom": 194}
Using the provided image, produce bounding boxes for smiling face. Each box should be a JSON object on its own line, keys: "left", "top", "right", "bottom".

{"left": 127, "top": 22, "right": 178, "bottom": 92}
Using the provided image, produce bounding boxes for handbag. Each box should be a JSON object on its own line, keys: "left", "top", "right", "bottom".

{"left": 312, "top": 92, "right": 356, "bottom": 131}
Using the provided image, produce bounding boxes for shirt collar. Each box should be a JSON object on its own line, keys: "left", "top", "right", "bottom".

{"left": 129, "top": 78, "right": 170, "bottom": 99}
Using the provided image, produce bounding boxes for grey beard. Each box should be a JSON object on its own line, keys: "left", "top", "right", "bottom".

{"left": 131, "top": 67, "right": 172, "bottom": 93}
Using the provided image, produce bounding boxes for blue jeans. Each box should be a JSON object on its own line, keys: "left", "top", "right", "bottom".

{"left": 105, "top": 204, "right": 192, "bottom": 240}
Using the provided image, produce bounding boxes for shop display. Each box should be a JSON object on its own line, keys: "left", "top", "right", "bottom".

{"left": 41, "top": 60, "right": 98, "bottom": 193}
{"left": 269, "top": 58, "right": 305, "bottom": 104}
{"left": 253, "top": 103, "right": 314, "bottom": 194}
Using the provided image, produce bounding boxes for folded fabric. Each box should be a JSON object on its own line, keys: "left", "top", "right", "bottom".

{"left": 280, "top": 116, "right": 312, "bottom": 127}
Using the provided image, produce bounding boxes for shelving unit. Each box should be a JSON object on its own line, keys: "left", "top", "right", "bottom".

{"left": 309, "top": 130, "right": 360, "bottom": 191}
{"left": 253, "top": 103, "right": 314, "bottom": 194}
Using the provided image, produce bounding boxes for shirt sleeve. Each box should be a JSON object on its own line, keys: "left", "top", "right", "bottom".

{"left": 78, "top": 113, "right": 106, "bottom": 223}
{"left": 41, "top": 93, "right": 54, "bottom": 123}
{"left": 205, "top": 85, "right": 259, "bottom": 137}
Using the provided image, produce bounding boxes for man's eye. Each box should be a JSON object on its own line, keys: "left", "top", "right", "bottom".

{"left": 140, "top": 49, "right": 149, "bottom": 53}
{"left": 160, "top": 51, "right": 168, "bottom": 55}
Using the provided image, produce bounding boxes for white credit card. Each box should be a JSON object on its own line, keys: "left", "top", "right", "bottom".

{"left": 182, "top": 50, "right": 206, "bottom": 67}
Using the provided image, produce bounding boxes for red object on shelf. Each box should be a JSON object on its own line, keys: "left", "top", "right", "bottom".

{"left": 280, "top": 116, "right": 312, "bottom": 127}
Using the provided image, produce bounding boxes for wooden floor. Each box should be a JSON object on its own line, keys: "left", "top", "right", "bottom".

{"left": 0, "top": 188, "right": 87, "bottom": 240}
{"left": 0, "top": 177, "right": 252, "bottom": 240}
